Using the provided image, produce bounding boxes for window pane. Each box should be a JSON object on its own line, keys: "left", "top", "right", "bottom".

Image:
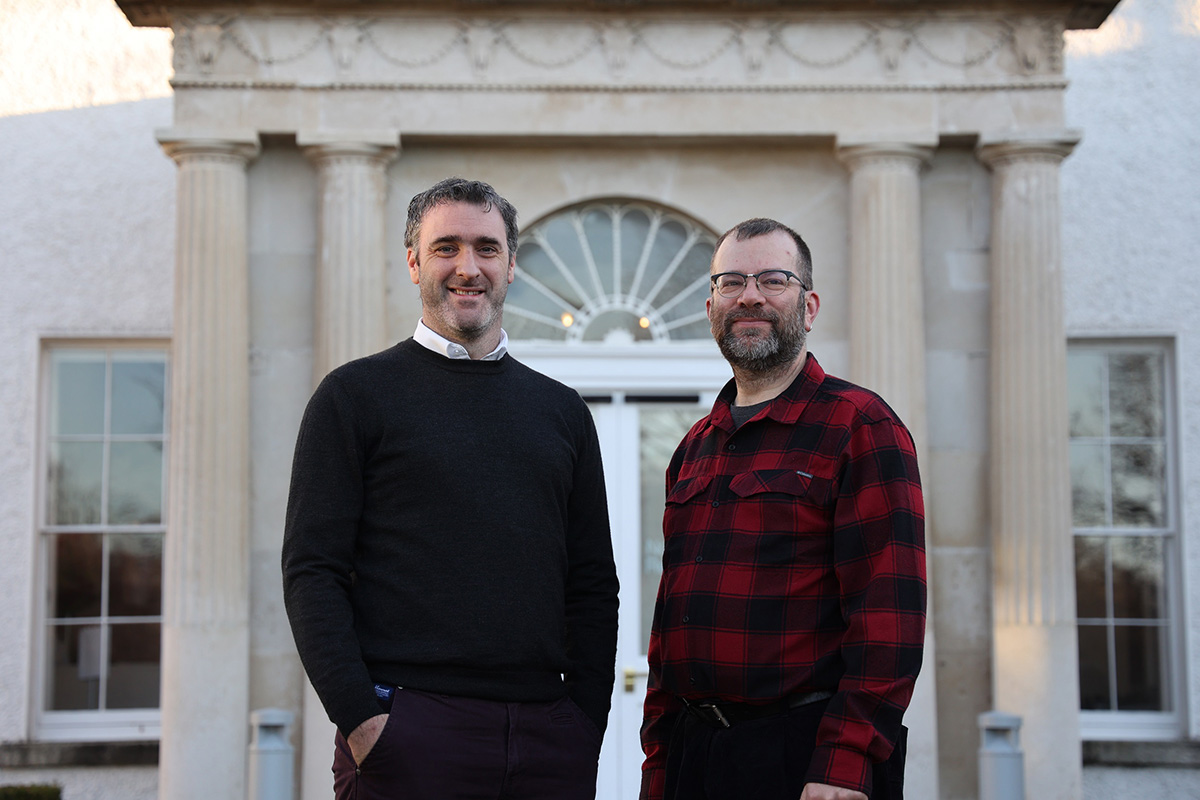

{"left": 639, "top": 405, "right": 703, "bottom": 653}
{"left": 1069, "top": 442, "right": 1107, "bottom": 527}
{"left": 582, "top": 208, "right": 615, "bottom": 292}
{"left": 1110, "top": 536, "right": 1164, "bottom": 620}
{"left": 1111, "top": 443, "right": 1165, "bottom": 527}
{"left": 46, "top": 624, "right": 102, "bottom": 711}
{"left": 52, "top": 355, "right": 106, "bottom": 436}
{"left": 619, "top": 209, "right": 652, "bottom": 296}
{"left": 47, "top": 441, "right": 103, "bottom": 525}
{"left": 1074, "top": 536, "right": 1107, "bottom": 619}
{"left": 1067, "top": 350, "right": 1106, "bottom": 438}
{"left": 49, "top": 533, "right": 103, "bottom": 618}
{"left": 1114, "top": 625, "right": 1166, "bottom": 711}
{"left": 109, "top": 534, "right": 163, "bottom": 617}
{"left": 1077, "top": 624, "right": 1111, "bottom": 710}
{"left": 108, "top": 441, "right": 164, "bottom": 524}
{"left": 111, "top": 358, "right": 166, "bottom": 435}
{"left": 107, "top": 623, "right": 161, "bottom": 709}
{"left": 1109, "top": 353, "right": 1163, "bottom": 438}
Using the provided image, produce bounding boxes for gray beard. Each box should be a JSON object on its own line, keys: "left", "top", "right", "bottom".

{"left": 713, "top": 308, "right": 806, "bottom": 375}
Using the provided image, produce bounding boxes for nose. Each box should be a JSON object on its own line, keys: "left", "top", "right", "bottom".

{"left": 455, "top": 251, "right": 483, "bottom": 279}
{"left": 737, "top": 278, "right": 767, "bottom": 306}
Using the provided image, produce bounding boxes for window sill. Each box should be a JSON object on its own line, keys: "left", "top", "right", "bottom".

{"left": 1083, "top": 740, "right": 1200, "bottom": 768}
{"left": 0, "top": 741, "right": 158, "bottom": 768}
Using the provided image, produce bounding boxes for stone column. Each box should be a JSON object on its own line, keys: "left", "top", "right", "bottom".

{"left": 299, "top": 132, "right": 399, "bottom": 380}
{"left": 156, "top": 131, "right": 260, "bottom": 800}
{"left": 837, "top": 139, "right": 939, "bottom": 800}
{"left": 294, "top": 132, "right": 397, "bottom": 800}
{"left": 978, "top": 131, "right": 1082, "bottom": 800}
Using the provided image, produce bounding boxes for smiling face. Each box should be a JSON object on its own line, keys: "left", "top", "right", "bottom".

{"left": 706, "top": 229, "right": 819, "bottom": 375}
{"left": 407, "top": 200, "right": 516, "bottom": 354}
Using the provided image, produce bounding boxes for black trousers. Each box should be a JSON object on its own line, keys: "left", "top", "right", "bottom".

{"left": 332, "top": 688, "right": 603, "bottom": 800}
{"left": 661, "top": 699, "right": 906, "bottom": 800}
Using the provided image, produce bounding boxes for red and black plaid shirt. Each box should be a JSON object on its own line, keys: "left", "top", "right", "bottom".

{"left": 640, "top": 355, "right": 926, "bottom": 799}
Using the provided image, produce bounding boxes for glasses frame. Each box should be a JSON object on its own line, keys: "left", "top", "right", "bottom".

{"left": 710, "top": 270, "right": 807, "bottom": 298}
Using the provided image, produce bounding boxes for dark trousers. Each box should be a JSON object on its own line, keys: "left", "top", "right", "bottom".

{"left": 661, "top": 699, "right": 906, "bottom": 800}
{"left": 332, "top": 688, "right": 603, "bottom": 800}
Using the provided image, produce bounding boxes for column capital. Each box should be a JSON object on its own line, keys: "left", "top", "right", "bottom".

{"left": 156, "top": 129, "right": 261, "bottom": 164}
{"left": 835, "top": 136, "right": 937, "bottom": 170}
{"left": 298, "top": 129, "right": 400, "bottom": 164}
{"left": 977, "top": 130, "right": 1082, "bottom": 167}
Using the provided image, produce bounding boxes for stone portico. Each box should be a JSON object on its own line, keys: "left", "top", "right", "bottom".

{"left": 114, "top": 2, "right": 1119, "bottom": 798}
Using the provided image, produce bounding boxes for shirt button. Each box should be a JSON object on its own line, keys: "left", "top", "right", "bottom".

{"left": 727, "top": 443, "right": 736, "bottom": 451}
{"left": 683, "top": 615, "right": 690, "bottom": 623}
{"left": 695, "top": 556, "right": 703, "bottom": 563}
{"left": 711, "top": 500, "right": 719, "bottom": 507}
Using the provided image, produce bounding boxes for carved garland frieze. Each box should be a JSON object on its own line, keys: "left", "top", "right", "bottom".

{"left": 172, "top": 14, "right": 1065, "bottom": 86}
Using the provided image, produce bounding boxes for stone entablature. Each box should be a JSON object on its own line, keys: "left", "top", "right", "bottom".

{"left": 170, "top": 14, "right": 1066, "bottom": 85}
{"left": 155, "top": 10, "right": 1080, "bottom": 138}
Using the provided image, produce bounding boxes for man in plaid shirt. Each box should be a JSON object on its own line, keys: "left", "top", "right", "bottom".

{"left": 640, "top": 218, "right": 926, "bottom": 800}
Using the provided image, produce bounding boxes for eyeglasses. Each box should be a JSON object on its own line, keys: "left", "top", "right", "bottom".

{"left": 710, "top": 270, "right": 806, "bottom": 298}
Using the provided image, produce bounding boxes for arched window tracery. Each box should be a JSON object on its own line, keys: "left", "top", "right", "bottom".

{"left": 506, "top": 200, "right": 717, "bottom": 344}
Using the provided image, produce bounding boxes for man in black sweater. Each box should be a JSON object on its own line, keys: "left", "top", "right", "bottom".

{"left": 282, "top": 178, "right": 619, "bottom": 800}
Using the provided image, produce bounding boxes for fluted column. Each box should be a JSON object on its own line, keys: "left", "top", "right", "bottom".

{"left": 299, "top": 132, "right": 398, "bottom": 380}
{"left": 978, "top": 131, "right": 1082, "bottom": 800}
{"left": 156, "top": 131, "right": 260, "bottom": 800}
{"left": 837, "top": 139, "right": 939, "bottom": 800}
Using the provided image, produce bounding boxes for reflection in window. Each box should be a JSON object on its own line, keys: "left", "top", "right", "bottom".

{"left": 507, "top": 201, "right": 717, "bottom": 344}
{"left": 1068, "top": 343, "right": 1173, "bottom": 718}
{"left": 41, "top": 346, "right": 167, "bottom": 717}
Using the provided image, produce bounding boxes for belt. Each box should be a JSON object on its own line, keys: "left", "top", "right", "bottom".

{"left": 681, "top": 690, "right": 835, "bottom": 729}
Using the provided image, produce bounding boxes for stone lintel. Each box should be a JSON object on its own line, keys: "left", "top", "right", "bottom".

{"left": 296, "top": 129, "right": 401, "bottom": 151}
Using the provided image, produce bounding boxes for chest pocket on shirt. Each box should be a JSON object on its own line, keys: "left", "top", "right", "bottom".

{"left": 662, "top": 475, "right": 712, "bottom": 557}
{"left": 665, "top": 474, "right": 712, "bottom": 506}
{"left": 727, "top": 468, "right": 836, "bottom": 561}
{"left": 729, "top": 468, "right": 832, "bottom": 504}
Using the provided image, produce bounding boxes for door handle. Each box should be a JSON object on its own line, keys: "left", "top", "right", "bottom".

{"left": 623, "top": 666, "right": 649, "bottom": 693}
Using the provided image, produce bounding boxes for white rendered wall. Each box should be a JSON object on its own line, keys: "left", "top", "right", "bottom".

{"left": 1063, "top": 0, "right": 1200, "bottom": 792}
{"left": 0, "top": 0, "right": 173, "bottom": 795}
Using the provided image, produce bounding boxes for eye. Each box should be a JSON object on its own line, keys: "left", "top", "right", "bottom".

{"left": 718, "top": 275, "right": 746, "bottom": 289}
{"left": 760, "top": 272, "right": 789, "bottom": 289}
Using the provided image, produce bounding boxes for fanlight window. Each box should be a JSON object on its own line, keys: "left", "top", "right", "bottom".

{"left": 506, "top": 201, "right": 717, "bottom": 343}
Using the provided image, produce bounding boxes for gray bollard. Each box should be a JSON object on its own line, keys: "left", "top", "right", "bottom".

{"left": 978, "top": 711, "right": 1024, "bottom": 800}
{"left": 249, "top": 708, "right": 295, "bottom": 800}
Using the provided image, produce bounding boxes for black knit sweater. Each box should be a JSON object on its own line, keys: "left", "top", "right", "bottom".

{"left": 282, "top": 339, "right": 619, "bottom": 738}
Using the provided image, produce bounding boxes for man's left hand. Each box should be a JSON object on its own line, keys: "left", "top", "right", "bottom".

{"left": 799, "top": 782, "right": 868, "bottom": 800}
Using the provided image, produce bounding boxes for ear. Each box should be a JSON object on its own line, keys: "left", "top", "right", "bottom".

{"left": 705, "top": 294, "right": 713, "bottom": 320}
{"left": 804, "top": 289, "right": 821, "bottom": 331}
{"left": 407, "top": 249, "right": 420, "bottom": 285}
{"left": 507, "top": 256, "right": 516, "bottom": 285}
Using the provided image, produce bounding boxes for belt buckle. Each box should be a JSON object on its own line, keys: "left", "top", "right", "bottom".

{"left": 695, "top": 702, "right": 731, "bottom": 728}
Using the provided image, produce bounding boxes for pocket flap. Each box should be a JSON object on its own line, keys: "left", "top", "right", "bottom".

{"left": 665, "top": 474, "right": 712, "bottom": 504}
{"left": 729, "top": 468, "right": 819, "bottom": 498}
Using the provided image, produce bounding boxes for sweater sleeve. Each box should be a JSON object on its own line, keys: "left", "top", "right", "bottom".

{"left": 562, "top": 399, "right": 620, "bottom": 735}
{"left": 281, "top": 373, "right": 382, "bottom": 737}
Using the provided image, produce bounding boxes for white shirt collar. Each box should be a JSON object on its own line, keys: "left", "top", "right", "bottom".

{"left": 413, "top": 320, "right": 508, "bottom": 361}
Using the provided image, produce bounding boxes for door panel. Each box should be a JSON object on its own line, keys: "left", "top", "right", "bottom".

{"left": 589, "top": 395, "right": 707, "bottom": 800}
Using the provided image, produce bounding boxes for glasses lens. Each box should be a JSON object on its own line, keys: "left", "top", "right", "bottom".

{"left": 757, "top": 271, "right": 791, "bottom": 295}
{"left": 715, "top": 275, "right": 747, "bottom": 297}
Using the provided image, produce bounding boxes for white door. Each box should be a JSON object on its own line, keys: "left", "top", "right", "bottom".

{"left": 586, "top": 392, "right": 713, "bottom": 800}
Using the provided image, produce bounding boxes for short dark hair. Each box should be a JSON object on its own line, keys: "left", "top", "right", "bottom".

{"left": 404, "top": 177, "right": 519, "bottom": 258}
{"left": 711, "top": 218, "right": 813, "bottom": 289}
